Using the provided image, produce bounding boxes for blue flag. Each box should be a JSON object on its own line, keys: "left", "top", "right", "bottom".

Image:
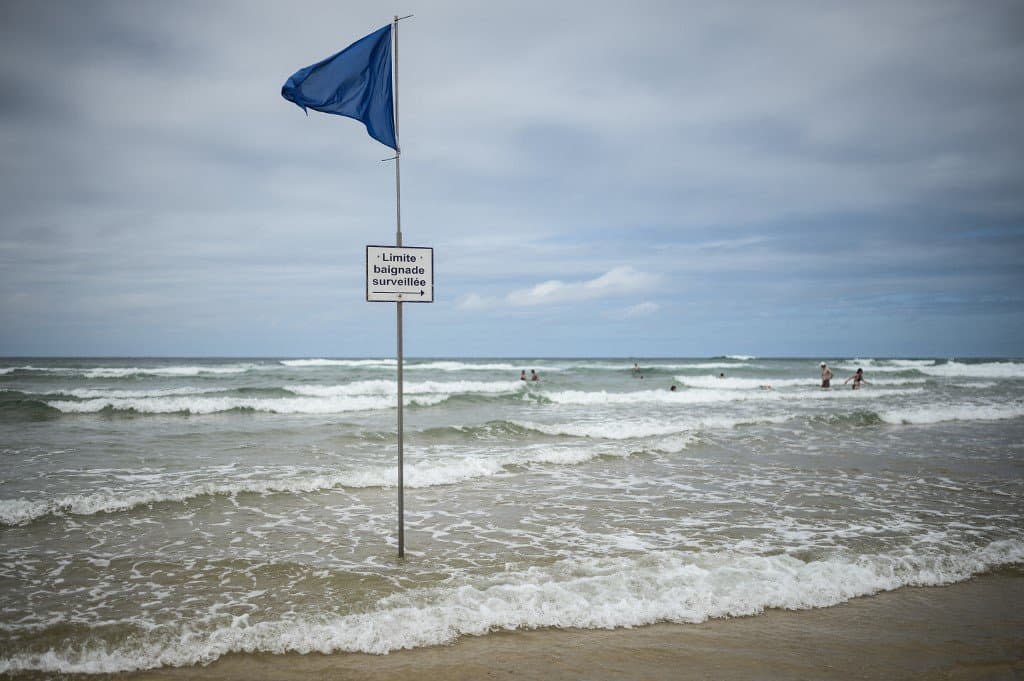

{"left": 281, "top": 24, "right": 397, "bottom": 150}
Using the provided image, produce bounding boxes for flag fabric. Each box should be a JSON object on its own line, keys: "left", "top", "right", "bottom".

{"left": 281, "top": 24, "right": 397, "bottom": 150}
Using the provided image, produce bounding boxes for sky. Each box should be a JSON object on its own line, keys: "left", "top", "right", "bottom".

{"left": 1, "top": 0, "right": 1022, "bottom": 358}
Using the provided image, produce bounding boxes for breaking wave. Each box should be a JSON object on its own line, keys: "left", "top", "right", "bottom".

{"left": 0, "top": 364, "right": 259, "bottom": 378}
{"left": 45, "top": 394, "right": 450, "bottom": 415}
{"left": 3, "top": 540, "right": 1020, "bottom": 673}
{"left": 512, "top": 415, "right": 791, "bottom": 439}
{"left": 879, "top": 402, "right": 1024, "bottom": 425}
{"left": 0, "top": 445, "right": 627, "bottom": 525}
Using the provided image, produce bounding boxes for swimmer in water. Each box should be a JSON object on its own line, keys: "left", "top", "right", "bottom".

{"left": 820, "top": 362, "right": 832, "bottom": 388}
{"left": 844, "top": 367, "right": 869, "bottom": 390}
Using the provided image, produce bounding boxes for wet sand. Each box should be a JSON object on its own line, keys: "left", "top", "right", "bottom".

{"left": 113, "top": 570, "right": 1022, "bottom": 681}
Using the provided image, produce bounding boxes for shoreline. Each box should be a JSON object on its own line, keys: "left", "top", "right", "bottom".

{"left": 101, "top": 570, "right": 1024, "bottom": 681}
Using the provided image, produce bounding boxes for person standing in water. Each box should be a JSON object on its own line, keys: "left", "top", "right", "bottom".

{"left": 530, "top": 369, "right": 539, "bottom": 381}
{"left": 520, "top": 370, "right": 527, "bottom": 381}
{"left": 844, "top": 367, "right": 869, "bottom": 390}
{"left": 820, "top": 362, "right": 833, "bottom": 388}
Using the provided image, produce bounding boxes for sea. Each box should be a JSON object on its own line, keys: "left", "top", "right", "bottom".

{"left": 1, "top": 356, "right": 1022, "bottom": 675}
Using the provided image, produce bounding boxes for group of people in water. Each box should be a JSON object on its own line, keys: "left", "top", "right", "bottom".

{"left": 523, "top": 362, "right": 870, "bottom": 391}
{"left": 661, "top": 363, "right": 870, "bottom": 392}
{"left": 820, "top": 363, "right": 869, "bottom": 389}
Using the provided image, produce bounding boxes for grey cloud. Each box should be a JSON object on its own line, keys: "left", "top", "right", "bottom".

{"left": 1, "top": 0, "right": 1022, "bottom": 356}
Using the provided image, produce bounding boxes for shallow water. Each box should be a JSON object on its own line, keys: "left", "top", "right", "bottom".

{"left": 1, "top": 357, "right": 1022, "bottom": 673}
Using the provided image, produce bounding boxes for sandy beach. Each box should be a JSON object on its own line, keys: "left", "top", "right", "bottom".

{"left": 104, "top": 570, "right": 1023, "bottom": 681}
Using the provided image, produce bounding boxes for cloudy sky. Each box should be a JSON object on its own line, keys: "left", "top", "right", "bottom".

{"left": 1, "top": 0, "right": 1022, "bottom": 358}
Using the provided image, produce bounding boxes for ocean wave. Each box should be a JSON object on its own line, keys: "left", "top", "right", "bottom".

{"left": 574, "top": 361, "right": 757, "bottom": 372}
{"left": 512, "top": 415, "right": 791, "bottom": 439}
{"left": 539, "top": 387, "right": 923, "bottom": 407}
{"left": 407, "top": 361, "right": 559, "bottom": 372}
{"left": 676, "top": 376, "right": 926, "bottom": 390}
{"left": 14, "top": 381, "right": 523, "bottom": 402}
{"left": 807, "top": 410, "right": 885, "bottom": 427}
{"left": 833, "top": 359, "right": 942, "bottom": 373}
{"left": 857, "top": 359, "right": 938, "bottom": 367}
{"left": 83, "top": 365, "right": 259, "bottom": 378}
{"left": 0, "top": 398, "right": 62, "bottom": 420}
{"left": 834, "top": 364, "right": 923, "bottom": 374}
{"left": 286, "top": 380, "right": 525, "bottom": 397}
{"left": 0, "top": 364, "right": 259, "bottom": 378}
{"left": 916, "top": 361, "right": 1024, "bottom": 379}
{"left": 47, "top": 387, "right": 211, "bottom": 399}
{"left": 667, "top": 362, "right": 754, "bottom": 370}
{"left": 724, "top": 354, "right": 756, "bottom": 360}
{"left": 44, "top": 393, "right": 450, "bottom": 415}
{"left": 0, "top": 476, "right": 353, "bottom": 525}
{"left": 950, "top": 381, "right": 998, "bottom": 389}
{"left": 879, "top": 402, "right": 1024, "bottom": 425}
{"left": 833, "top": 360, "right": 1024, "bottom": 378}
{"left": 3, "top": 540, "right": 1020, "bottom": 673}
{"left": 278, "top": 359, "right": 563, "bottom": 373}
{"left": 541, "top": 388, "right": 766, "bottom": 406}
{"left": 0, "top": 467, "right": 452, "bottom": 525}
{"left": 280, "top": 359, "right": 396, "bottom": 368}
{"left": 677, "top": 377, "right": 815, "bottom": 390}
{"left": 0, "top": 445, "right": 619, "bottom": 525}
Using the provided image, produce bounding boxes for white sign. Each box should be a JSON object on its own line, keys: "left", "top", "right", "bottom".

{"left": 366, "top": 245, "right": 434, "bottom": 303}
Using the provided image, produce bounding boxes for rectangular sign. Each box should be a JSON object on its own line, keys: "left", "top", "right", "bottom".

{"left": 366, "top": 245, "right": 434, "bottom": 303}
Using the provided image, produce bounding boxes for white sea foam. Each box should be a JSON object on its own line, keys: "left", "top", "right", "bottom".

{"left": 725, "top": 355, "right": 756, "bottom": 360}
{"left": 879, "top": 403, "right": 1024, "bottom": 425}
{"left": 916, "top": 361, "right": 1024, "bottom": 379}
{"left": 844, "top": 358, "right": 938, "bottom": 367}
{"left": 82, "top": 365, "right": 258, "bottom": 378}
{"left": 0, "top": 445, "right": 614, "bottom": 524}
{"left": 280, "top": 359, "right": 557, "bottom": 372}
{"left": 0, "top": 365, "right": 61, "bottom": 374}
{"left": 541, "top": 388, "right": 767, "bottom": 406}
{"left": 405, "top": 379, "right": 525, "bottom": 394}
{"left": 0, "top": 469, "right": 421, "bottom": 524}
{"left": 45, "top": 393, "right": 449, "bottom": 415}
{"left": 669, "top": 362, "right": 754, "bottom": 370}
{"left": 280, "top": 359, "right": 396, "bottom": 368}
{"left": 0, "top": 364, "right": 256, "bottom": 377}
{"left": 678, "top": 376, "right": 817, "bottom": 390}
{"left": 3, "top": 541, "right": 1020, "bottom": 673}
{"left": 20, "top": 381, "right": 521, "bottom": 402}
{"left": 407, "top": 361, "right": 556, "bottom": 372}
{"left": 834, "top": 360, "right": 1024, "bottom": 378}
{"left": 515, "top": 419, "right": 693, "bottom": 439}
{"left": 578, "top": 361, "right": 756, "bottom": 371}
{"left": 835, "top": 359, "right": 940, "bottom": 373}
{"left": 540, "top": 387, "right": 922, "bottom": 407}
{"left": 514, "top": 415, "right": 791, "bottom": 439}
{"left": 287, "top": 380, "right": 524, "bottom": 397}
{"left": 54, "top": 387, "right": 211, "bottom": 399}
{"left": 676, "top": 376, "right": 926, "bottom": 390}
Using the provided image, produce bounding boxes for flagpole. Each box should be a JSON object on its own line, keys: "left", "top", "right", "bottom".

{"left": 393, "top": 13, "right": 405, "bottom": 560}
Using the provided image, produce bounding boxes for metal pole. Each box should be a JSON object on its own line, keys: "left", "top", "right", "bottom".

{"left": 393, "top": 14, "right": 405, "bottom": 559}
